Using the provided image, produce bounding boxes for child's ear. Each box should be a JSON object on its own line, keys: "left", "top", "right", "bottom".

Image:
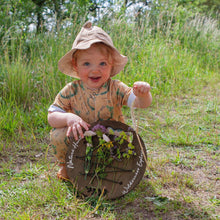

{"left": 72, "top": 58, "right": 77, "bottom": 71}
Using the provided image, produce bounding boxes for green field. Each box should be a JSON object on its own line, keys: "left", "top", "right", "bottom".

{"left": 0, "top": 6, "right": 219, "bottom": 219}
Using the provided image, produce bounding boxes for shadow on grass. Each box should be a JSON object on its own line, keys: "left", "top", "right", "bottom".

{"left": 65, "top": 176, "right": 213, "bottom": 220}
{"left": 113, "top": 177, "right": 212, "bottom": 220}
{"left": 0, "top": 142, "right": 215, "bottom": 220}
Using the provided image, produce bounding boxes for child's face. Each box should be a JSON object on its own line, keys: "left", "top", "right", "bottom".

{"left": 73, "top": 45, "right": 113, "bottom": 89}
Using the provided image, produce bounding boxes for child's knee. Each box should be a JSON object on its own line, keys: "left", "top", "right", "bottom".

{"left": 50, "top": 127, "right": 69, "bottom": 162}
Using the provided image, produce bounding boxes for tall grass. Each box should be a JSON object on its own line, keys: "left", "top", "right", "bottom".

{"left": 0, "top": 6, "right": 219, "bottom": 141}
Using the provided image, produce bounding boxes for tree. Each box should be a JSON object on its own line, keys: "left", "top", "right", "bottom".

{"left": 177, "top": 0, "right": 220, "bottom": 16}
{"left": 31, "top": 0, "right": 46, "bottom": 32}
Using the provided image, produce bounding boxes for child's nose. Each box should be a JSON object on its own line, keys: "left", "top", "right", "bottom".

{"left": 91, "top": 65, "right": 100, "bottom": 73}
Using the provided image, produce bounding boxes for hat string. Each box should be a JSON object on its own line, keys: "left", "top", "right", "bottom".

{"left": 131, "top": 102, "right": 148, "bottom": 165}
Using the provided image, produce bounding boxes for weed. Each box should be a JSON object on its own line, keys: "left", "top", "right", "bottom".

{"left": 0, "top": 8, "right": 220, "bottom": 220}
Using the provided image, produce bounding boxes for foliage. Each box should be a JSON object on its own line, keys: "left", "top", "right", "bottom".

{"left": 0, "top": 81, "right": 219, "bottom": 219}
{"left": 84, "top": 124, "right": 136, "bottom": 181}
{"left": 0, "top": 0, "right": 219, "bottom": 217}
{"left": 0, "top": 0, "right": 219, "bottom": 38}
{"left": 0, "top": 1, "right": 219, "bottom": 137}
{"left": 177, "top": 0, "right": 220, "bottom": 17}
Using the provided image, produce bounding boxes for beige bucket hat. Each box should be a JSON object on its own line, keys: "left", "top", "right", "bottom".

{"left": 58, "top": 21, "right": 128, "bottom": 78}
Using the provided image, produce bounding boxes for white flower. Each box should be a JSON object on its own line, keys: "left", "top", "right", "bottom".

{"left": 84, "top": 130, "right": 96, "bottom": 136}
{"left": 103, "top": 134, "right": 111, "bottom": 142}
{"left": 107, "top": 127, "right": 121, "bottom": 136}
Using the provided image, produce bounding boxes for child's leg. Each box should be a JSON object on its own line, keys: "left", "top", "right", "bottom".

{"left": 50, "top": 127, "right": 69, "bottom": 179}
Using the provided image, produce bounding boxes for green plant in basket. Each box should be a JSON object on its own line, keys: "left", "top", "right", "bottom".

{"left": 83, "top": 124, "right": 136, "bottom": 182}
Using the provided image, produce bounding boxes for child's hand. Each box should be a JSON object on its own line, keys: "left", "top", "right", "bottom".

{"left": 66, "top": 114, "right": 90, "bottom": 141}
{"left": 133, "top": 81, "right": 151, "bottom": 97}
{"left": 132, "top": 81, "right": 152, "bottom": 108}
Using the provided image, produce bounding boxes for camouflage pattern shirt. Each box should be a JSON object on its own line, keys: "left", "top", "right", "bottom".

{"left": 49, "top": 79, "right": 133, "bottom": 123}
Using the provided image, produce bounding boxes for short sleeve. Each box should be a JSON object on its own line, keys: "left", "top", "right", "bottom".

{"left": 52, "top": 82, "right": 78, "bottom": 112}
{"left": 110, "top": 80, "right": 132, "bottom": 107}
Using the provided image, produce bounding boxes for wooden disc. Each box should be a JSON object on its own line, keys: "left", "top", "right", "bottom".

{"left": 66, "top": 120, "right": 147, "bottom": 199}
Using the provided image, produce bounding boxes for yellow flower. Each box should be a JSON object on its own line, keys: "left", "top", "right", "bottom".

{"left": 105, "top": 142, "right": 113, "bottom": 149}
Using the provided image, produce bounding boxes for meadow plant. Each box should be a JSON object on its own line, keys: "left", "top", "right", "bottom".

{"left": 0, "top": 6, "right": 219, "bottom": 139}
{"left": 0, "top": 5, "right": 219, "bottom": 219}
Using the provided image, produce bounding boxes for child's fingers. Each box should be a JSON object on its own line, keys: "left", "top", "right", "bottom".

{"left": 78, "top": 121, "right": 90, "bottom": 139}
{"left": 67, "top": 125, "right": 79, "bottom": 140}
{"left": 80, "top": 121, "right": 90, "bottom": 131}
{"left": 67, "top": 121, "right": 90, "bottom": 141}
{"left": 67, "top": 126, "right": 72, "bottom": 137}
{"left": 139, "top": 85, "right": 150, "bottom": 93}
{"left": 133, "top": 82, "right": 150, "bottom": 90}
{"left": 76, "top": 124, "right": 84, "bottom": 139}
{"left": 133, "top": 81, "right": 150, "bottom": 96}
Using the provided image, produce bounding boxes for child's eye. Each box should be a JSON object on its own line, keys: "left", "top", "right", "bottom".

{"left": 100, "top": 62, "right": 107, "bottom": 66}
{"left": 83, "top": 62, "right": 90, "bottom": 66}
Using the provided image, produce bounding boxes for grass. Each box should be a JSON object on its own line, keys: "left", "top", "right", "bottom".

{"left": 0, "top": 5, "right": 220, "bottom": 220}
{"left": 0, "top": 79, "right": 219, "bottom": 219}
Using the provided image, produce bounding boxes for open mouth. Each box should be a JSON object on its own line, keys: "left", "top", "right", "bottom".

{"left": 89, "top": 76, "right": 101, "bottom": 82}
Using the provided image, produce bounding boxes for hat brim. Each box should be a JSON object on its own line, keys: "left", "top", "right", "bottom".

{"left": 58, "top": 40, "right": 128, "bottom": 78}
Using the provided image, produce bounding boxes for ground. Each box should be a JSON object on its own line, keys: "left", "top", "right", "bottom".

{"left": 0, "top": 82, "right": 219, "bottom": 219}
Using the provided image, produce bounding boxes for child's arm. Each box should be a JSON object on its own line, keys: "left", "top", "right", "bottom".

{"left": 48, "top": 112, "right": 90, "bottom": 140}
{"left": 133, "top": 81, "right": 152, "bottom": 108}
